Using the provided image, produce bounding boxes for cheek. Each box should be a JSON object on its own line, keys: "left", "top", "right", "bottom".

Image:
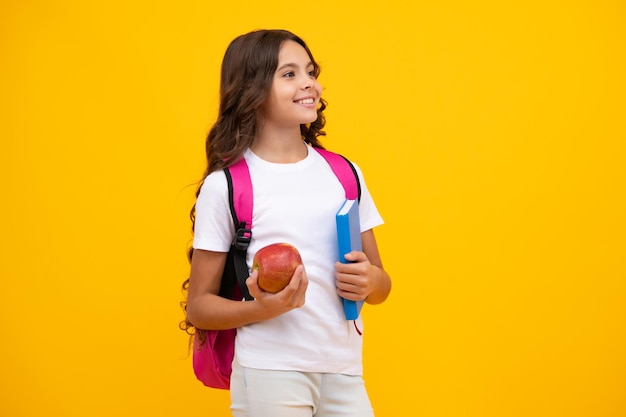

{"left": 314, "top": 81, "right": 323, "bottom": 96}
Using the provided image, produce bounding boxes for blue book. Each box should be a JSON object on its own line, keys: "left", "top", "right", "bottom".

{"left": 335, "top": 199, "right": 364, "bottom": 320}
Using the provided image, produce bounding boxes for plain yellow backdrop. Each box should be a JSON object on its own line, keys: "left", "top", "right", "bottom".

{"left": 1, "top": 1, "right": 625, "bottom": 416}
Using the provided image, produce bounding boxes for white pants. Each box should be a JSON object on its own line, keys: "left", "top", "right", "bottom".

{"left": 230, "top": 360, "right": 375, "bottom": 417}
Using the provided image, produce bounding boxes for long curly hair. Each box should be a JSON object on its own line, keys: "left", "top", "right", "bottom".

{"left": 180, "top": 29, "right": 328, "bottom": 344}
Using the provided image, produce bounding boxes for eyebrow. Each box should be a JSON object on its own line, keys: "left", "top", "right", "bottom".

{"left": 276, "top": 61, "right": 315, "bottom": 72}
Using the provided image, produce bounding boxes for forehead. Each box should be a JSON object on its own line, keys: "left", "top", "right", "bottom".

{"left": 277, "top": 40, "right": 312, "bottom": 66}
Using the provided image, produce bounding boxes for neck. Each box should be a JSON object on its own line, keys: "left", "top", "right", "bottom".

{"left": 251, "top": 124, "right": 307, "bottom": 163}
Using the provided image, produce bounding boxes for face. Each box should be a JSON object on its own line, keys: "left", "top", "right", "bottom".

{"left": 260, "top": 40, "right": 323, "bottom": 129}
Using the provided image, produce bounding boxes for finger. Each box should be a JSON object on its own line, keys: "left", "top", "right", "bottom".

{"left": 280, "top": 265, "right": 307, "bottom": 303}
{"left": 337, "top": 284, "right": 367, "bottom": 301}
{"left": 335, "top": 260, "right": 359, "bottom": 274}
{"left": 342, "top": 250, "right": 368, "bottom": 263}
{"left": 295, "top": 265, "right": 308, "bottom": 291}
{"left": 292, "top": 265, "right": 308, "bottom": 305}
{"left": 246, "top": 269, "right": 262, "bottom": 297}
{"left": 286, "top": 264, "right": 306, "bottom": 290}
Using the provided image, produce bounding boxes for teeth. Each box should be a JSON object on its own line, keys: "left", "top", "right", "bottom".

{"left": 297, "top": 98, "right": 314, "bottom": 104}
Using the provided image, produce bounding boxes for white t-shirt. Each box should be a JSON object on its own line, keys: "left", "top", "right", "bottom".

{"left": 193, "top": 144, "right": 383, "bottom": 375}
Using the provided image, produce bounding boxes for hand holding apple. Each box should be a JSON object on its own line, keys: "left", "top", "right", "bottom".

{"left": 252, "top": 243, "right": 303, "bottom": 293}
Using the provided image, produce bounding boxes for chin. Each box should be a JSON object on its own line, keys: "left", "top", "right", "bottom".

{"left": 303, "top": 113, "right": 319, "bottom": 124}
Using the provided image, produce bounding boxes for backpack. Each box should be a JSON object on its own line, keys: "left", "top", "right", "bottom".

{"left": 192, "top": 147, "right": 361, "bottom": 389}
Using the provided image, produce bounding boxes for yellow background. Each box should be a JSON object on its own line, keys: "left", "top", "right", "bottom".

{"left": 1, "top": 1, "right": 625, "bottom": 416}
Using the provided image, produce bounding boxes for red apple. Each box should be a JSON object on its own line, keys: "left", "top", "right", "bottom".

{"left": 252, "top": 243, "right": 302, "bottom": 293}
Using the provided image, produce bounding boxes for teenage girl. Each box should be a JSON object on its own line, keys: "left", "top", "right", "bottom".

{"left": 182, "top": 29, "right": 391, "bottom": 417}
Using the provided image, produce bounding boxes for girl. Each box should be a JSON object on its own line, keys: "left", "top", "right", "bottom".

{"left": 183, "top": 29, "right": 391, "bottom": 417}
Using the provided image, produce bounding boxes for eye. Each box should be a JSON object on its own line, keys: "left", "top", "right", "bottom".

{"left": 283, "top": 71, "right": 295, "bottom": 78}
{"left": 308, "top": 70, "right": 317, "bottom": 78}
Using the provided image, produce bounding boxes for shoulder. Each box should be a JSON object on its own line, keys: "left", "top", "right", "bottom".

{"left": 196, "top": 169, "right": 229, "bottom": 205}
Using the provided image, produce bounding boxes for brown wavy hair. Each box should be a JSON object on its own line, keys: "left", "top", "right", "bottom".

{"left": 180, "top": 30, "right": 328, "bottom": 343}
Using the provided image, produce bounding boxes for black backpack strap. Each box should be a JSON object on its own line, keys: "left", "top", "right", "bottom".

{"left": 223, "top": 162, "right": 254, "bottom": 301}
{"left": 231, "top": 229, "right": 252, "bottom": 301}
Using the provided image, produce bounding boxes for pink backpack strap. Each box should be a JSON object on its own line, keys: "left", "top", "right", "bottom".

{"left": 314, "top": 148, "right": 361, "bottom": 201}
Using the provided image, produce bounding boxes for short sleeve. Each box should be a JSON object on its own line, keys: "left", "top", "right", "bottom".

{"left": 192, "top": 170, "right": 234, "bottom": 252}
{"left": 351, "top": 162, "right": 384, "bottom": 232}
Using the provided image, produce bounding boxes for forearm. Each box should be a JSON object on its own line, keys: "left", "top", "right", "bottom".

{"left": 365, "top": 264, "right": 391, "bottom": 305}
{"left": 360, "top": 229, "right": 391, "bottom": 305}
{"left": 186, "top": 293, "right": 271, "bottom": 330}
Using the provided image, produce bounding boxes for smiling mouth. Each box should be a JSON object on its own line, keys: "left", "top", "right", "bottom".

{"left": 295, "top": 98, "right": 315, "bottom": 105}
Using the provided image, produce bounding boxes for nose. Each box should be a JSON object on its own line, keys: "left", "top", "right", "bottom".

{"left": 302, "top": 76, "right": 314, "bottom": 90}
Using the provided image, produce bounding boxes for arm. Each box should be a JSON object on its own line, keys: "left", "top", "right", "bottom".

{"left": 186, "top": 248, "right": 309, "bottom": 330}
{"left": 334, "top": 229, "right": 392, "bottom": 305}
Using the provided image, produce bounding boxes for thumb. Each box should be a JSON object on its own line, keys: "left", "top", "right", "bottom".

{"left": 343, "top": 251, "right": 365, "bottom": 262}
{"left": 246, "top": 269, "right": 259, "bottom": 289}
